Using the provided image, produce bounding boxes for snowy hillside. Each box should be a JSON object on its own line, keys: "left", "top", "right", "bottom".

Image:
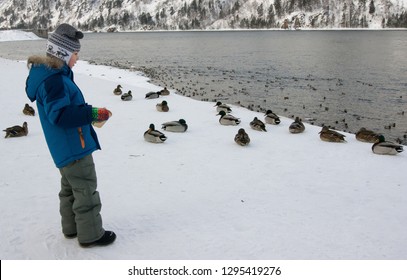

{"left": 0, "top": 0, "right": 406, "bottom": 31}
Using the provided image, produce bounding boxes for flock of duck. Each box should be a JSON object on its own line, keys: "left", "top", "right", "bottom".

{"left": 112, "top": 84, "right": 404, "bottom": 155}
{"left": 112, "top": 85, "right": 187, "bottom": 143}
{"left": 3, "top": 85, "right": 404, "bottom": 156}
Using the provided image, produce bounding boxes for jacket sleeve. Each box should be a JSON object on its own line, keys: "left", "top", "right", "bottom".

{"left": 43, "top": 74, "right": 93, "bottom": 128}
{"left": 55, "top": 104, "right": 93, "bottom": 127}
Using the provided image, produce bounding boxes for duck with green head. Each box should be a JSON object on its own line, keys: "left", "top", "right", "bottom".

{"left": 144, "top": 124, "right": 167, "bottom": 143}
{"left": 156, "top": 100, "right": 169, "bottom": 112}
{"left": 250, "top": 117, "right": 267, "bottom": 131}
{"left": 214, "top": 101, "right": 232, "bottom": 113}
{"left": 121, "top": 90, "right": 132, "bottom": 101}
{"left": 217, "top": 110, "right": 241, "bottom": 126}
{"left": 145, "top": 91, "right": 161, "bottom": 99}
{"left": 372, "top": 135, "right": 403, "bottom": 155}
{"left": 162, "top": 119, "right": 188, "bottom": 132}
{"left": 264, "top": 110, "right": 281, "bottom": 125}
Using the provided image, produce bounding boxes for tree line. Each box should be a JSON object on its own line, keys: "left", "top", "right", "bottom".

{"left": 1, "top": 0, "right": 406, "bottom": 30}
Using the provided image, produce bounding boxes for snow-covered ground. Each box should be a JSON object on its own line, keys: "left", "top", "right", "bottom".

{"left": 0, "top": 30, "right": 43, "bottom": 42}
{"left": 1, "top": 30, "right": 406, "bottom": 279}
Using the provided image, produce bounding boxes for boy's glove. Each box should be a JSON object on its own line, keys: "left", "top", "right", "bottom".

{"left": 92, "top": 107, "right": 111, "bottom": 122}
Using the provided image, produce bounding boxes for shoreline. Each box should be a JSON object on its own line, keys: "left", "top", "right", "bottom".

{"left": 88, "top": 59, "right": 407, "bottom": 145}
{"left": 90, "top": 27, "right": 407, "bottom": 32}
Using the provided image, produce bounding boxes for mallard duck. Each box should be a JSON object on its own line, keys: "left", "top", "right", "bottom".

{"left": 113, "top": 85, "right": 122, "bottom": 95}
{"left": 160, "top": 87, "right": 170, "bottom": 96}
{"left": 289, "top": 117, "right": 305, "bottom": 134}
{"left": 23, "top": 103, "right": 35, "bottom": 116}
{"left": 234, "top": 128, "right": 250, "bottom": 146}
{"left": 264, "top": 110, "right": 281, "bottom": 125}
{"left": 319, "top": 126, "right": 346, "bottom": 142}
{"left": 144, "top": 124, "right": 167, "bottom": 143}
{"left": 145, "top": 91, "right": 161, "bottom": 99}
{"left": 214, "top": 101, "right": 232, "bottom": 113}
{"left": 156, "top": 100, "right": 169, "bottom": 112}
{"left": 121, "top": 90, "right": 132, "bottom": 101}
{"left": 3, "top": 122, "right": 28, "bottom": 138}
{"left": 372, "top": 135, "right": 403, "bottom": 155}
{"left": 217, "top": 110, "right": 241, "bottom": 126}
{"left": 250, "top": 117, "right": 267, "bottom": 131}
{"left": 162, "top": 119, "right": 188, "bottom": 132}
{"left": 355, "top": 127, "right": 380, "bottom": 143}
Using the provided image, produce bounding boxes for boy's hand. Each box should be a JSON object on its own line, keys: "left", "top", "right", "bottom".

{"left": 92, "top": 107, "right": 112, "bottom": 122}
{"left": 92, "top": 107, "right": 112, "bottom": 128}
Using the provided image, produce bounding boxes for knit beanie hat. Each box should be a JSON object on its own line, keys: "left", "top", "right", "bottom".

{"left": 46, "top": 23, "right": 84, "bottom": 65}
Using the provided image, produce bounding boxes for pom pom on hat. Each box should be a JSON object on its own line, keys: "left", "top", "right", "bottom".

{"left": 46, "top": 23, "right": 84, "bottom": 65}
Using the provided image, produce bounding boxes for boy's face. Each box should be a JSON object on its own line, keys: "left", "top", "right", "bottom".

{"left": 68, "top": 52, "right": 79, "bottom": 68}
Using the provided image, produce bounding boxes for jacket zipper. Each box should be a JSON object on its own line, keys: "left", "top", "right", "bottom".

{"left": 77, "top": 127, "right": 85, "bottom": 149}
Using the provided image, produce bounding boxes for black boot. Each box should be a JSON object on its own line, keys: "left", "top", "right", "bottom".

{"left": 79, "top": 231, "right": 116, "bottom": 248}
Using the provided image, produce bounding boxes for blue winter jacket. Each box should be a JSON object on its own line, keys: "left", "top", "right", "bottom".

{"left": 25, "top": 56, "right": 100, "bottom": 168}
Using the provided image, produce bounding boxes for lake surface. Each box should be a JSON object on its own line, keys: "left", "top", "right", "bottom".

{"left": 1, "top": 30, "right": 406, "bottom": 142}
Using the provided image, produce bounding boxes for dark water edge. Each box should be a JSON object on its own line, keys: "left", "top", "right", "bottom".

{"left": 1, "top": 30, "right": 406, "bottom": 144}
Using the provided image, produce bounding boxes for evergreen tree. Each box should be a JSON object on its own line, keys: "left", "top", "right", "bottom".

{"left": 160, "top": 8, "right": 167, "bottom": 18}
{"left": 341, "top": 2, "right": 348, "bottom": 27}
{"left": 240, "top": 18, "right": 249, "bottom": 28}
{"left": 274, "top": 0, "right": 282, "bottom": 18}
{"left": 267, "top": 4, "right": 275, "bottom": 27}
{"left": 288, "top": 0, "right": 295, "bottom": 14}
{"left": 191, "top": 0, "right": 198, "bottom": 12}
{"left": 122, "top": 11, "right": 130, "bottom": 25}
{"left": 192, "top": 18, "right": 200, "bottom": 28}
{"left": 257, "top": 3, "right": 264, "bottom": 18}
{"left": 97, "top": 16, "right": 104, "bottom": 28}
{"left": 232, "top": 1, "right": 240, "bottom": 14}
{"left": 294, "top": 17, "right": 301, "bottom": 29}
{"left": 139, "top": 12, "right": 153, "bottom": 25}
{"left": 369, "top": 0, "right": 375, "bottom": 15}
{"left": 200, "top": 7, "right": 207, "bottom": 20}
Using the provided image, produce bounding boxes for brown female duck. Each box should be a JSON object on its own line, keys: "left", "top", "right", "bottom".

{"left": 319, "top": 126, "right": 346, "bottom": 142}
{"left": 4, "top": 122, "right": 28, "bottom": 138}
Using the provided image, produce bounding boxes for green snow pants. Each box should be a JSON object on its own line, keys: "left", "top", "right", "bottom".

{"left": 58, "top": 154, "right": 105, "bottom": 243}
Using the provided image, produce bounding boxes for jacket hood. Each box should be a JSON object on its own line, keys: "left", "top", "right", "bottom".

{"left": 26, "top": 55, "right": 67, "bottom": 102}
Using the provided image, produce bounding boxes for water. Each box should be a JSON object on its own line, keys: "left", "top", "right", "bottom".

{"left": 1, "top": 30, "right": 406, "bottom": 142}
